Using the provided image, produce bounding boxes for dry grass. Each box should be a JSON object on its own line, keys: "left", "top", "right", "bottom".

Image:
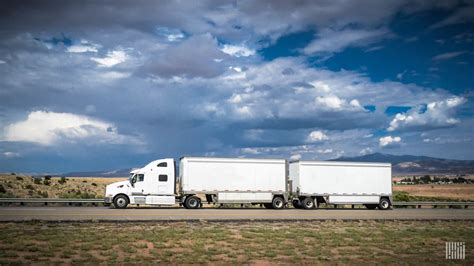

{"left": 0, "top": 221, "right": 472, "bottom": 264}
{"left": 0, "top": 174, "right": 125, "bottom": 198}
{"left": 394, "top": 184, "right": 474, "bottom": 201}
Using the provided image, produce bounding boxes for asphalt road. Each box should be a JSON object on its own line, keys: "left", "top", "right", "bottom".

{"left": 0, "top": 207, "right": 473, "bottom": 221}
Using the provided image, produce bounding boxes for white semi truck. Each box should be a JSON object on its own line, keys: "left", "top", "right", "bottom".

{"left": 104, "top": 157, "right": 392, "bottom": 210}
{"left": 105, "top": 157, "right": 288, "bottom": 209}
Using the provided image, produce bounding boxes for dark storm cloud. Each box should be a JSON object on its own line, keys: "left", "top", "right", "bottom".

{"left": 0, "top": 0, "right": 472, "bottom": 172}
{"left": 139, "top": 34, "right": 229, "bottom": 78}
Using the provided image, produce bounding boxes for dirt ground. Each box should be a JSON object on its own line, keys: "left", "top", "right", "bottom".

{"left": 2, "top": 173, "right": 474, "bottom": 201}
{"left": 394, "top": 184, "right": 474, "bottom": 201}
{"left": 0, "top": 174, "right": 126, "bottom": 198}
{"left": 0, "top": 221, "right": 472, "bottom": 264}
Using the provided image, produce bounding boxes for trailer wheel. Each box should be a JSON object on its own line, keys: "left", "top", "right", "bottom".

{"left": 302, "top": 197, "right": 314, "bottom": 209}
{"left": 292, "top": 199, "right": 302, "bottom": 209}
{"left": 364, "top": 204, "right": 377, "bottom": 210}
{"left": 185, "top": 196, "right": 201, "bottom": 209}
{"left": 272, "top": 196, "right": 284, "bottom": 209}
{"left": 378, "top": 198, "right": 391, "bottom": 210}
{"left": 113, "top": 195, "right": 129, "bottom": 209}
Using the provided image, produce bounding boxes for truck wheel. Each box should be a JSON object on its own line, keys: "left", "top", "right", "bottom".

{"left": 365, "top": 204, "right": 377, "bottom": 210}
{"left": 272, "top": 197, "right": 284, "bottom": 209}
{"left": 185, "top": 196, "right": 201, "bottom": 209}
{"left": 292, "top": 199, "right": 302, "bottom": 209}
{"left": 113, "top": 195, "right": 129, "bottom": 209}
{"left": 378, "top": 198, "right": 391, "bottom": 210}
{"left": 302, "top": 197, "right": 314, "bottom": 209}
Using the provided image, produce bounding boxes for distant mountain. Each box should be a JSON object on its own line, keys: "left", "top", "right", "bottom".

{"left": 62, "top": 168, "right": 132, "bottom": 177}
{"left": 331, "top": 153, "right": 474, "bottom": 175}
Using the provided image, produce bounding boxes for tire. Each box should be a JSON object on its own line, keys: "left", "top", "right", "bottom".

{"left": 185, "top": 196, "right": 201, "bottom": 209}
{"left": 365, "top": 204, "right": 377, "bottom": 210}
{"left": 302, "top": 197, "right": 314, "bottom": 209}
{"left": 292, "top": 199, "right": 302, "bottom": 209}
{"left": 378, "top": 198, "right": 391, "bottom": 210}
{"left": 272, "top": 196, "right": 285, "bottom": 209}
{"left": 113, "top": 195, "right": 129, "bottom": 209}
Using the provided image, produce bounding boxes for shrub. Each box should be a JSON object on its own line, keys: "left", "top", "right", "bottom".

{"left": 16, "top": 176, "right": 23, "bottom": 181}
{"left": 34, "top": 178, "right": 42, "bottom": 184}
{"left": 82, "top": 180, "right": 87, "bottom": 183}
{"left": 58, "top": 177, "right": 67, "bottom": 184}
{"left": 44, "top": 175, "right": 52, "bottom": 180}
{"left": 393, "top": 191, "right": 411, "bottom": 202}
{"left": 39, "top": 191, "right": 48, "bottom": 198}
{"left": 43, "top": 180, "right": 51, "bottom": 186}
{"left": 25, "top": 184, "right": 34, "bottom": 190}
{"left": 91, "top": 183, "right": 97, "bottom": 187}
{"left": 0, "top": 184, "right": 6, "bottom": 193}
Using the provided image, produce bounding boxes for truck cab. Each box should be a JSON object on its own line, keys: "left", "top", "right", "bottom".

{"left": 104, "top": 158, "right": 176, "bottom": 208}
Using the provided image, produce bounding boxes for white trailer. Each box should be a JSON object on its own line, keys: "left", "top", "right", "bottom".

{"left": 104, "top": 157, "right": 288, "bottom": 209}
{"left": 289, "top": 160, "right": 392, "bottom": 210}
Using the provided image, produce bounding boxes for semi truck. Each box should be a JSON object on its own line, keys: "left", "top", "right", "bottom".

{"left": 105, "top": 157, "right": 288, "bottom": 209}
{"left": 104, "top": 157, "right": 392, "bottom": 210}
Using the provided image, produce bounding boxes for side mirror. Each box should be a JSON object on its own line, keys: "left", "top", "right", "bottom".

{"left": 131, "top": 176, "right": 137, "bottom": 187}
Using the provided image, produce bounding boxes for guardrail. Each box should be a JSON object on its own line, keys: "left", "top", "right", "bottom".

{"left": 0, "top": 198, "right": 104, "bottom": 206}
{"left": 393, "top": 201, "right": 474, "bottom": 208}
{"left": 0, "top": 198, "right": 473, "bottom": 208}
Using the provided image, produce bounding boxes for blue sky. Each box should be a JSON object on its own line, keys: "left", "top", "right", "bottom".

{"left": 0, "top": 1, "right": 473, "bottom": 172}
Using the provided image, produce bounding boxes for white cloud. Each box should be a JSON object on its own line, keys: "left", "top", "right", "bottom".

{"left": 0, "top": 60, "right": 6, "bottom": 64}
{"left": 432, "top": 51, "right": 466, "bottom": 61}
{"left": 241, "top": 148, "right": 261, "bottom": 155}
{"left": 67, "top": 40, "right": 100, "bottom": 53}
{"left": 379, "top": 136, "right": 401, "bottom": 147}
{"left": 317, "top": 148, "right": 333, "bottom": 154}
{"left": 315, "top": 95, "right": 362, "bottom": 110}
{"left": 2, "top": 111, "right": 141, "bottom": 146}
{"left": 100, "top": 71, "right": 130, "bottom": 80}
{"left": 359, "top": 147, "right": 373, "bottom": 155}
{"left": 307, "top": 131, "right": 328, "bottom": 142}
{"left": 290, "top": 154, "right": 302, "bottom": 161}
{"left": 3, "top": 152, "right": 20, "bottom": 158}
{"left": 316, "top": 95, "right": 344, "bottom": 109}
{"left": 91, "top": 50, "right": 127, "bottom": 67}
{"left": 388, "top": 97, "right": 466, "bottom": 131}
{"left": 155, "top": 27, "right": 185, "bottom": 42}
{"left": 396, "top": 70, "right": 406, "bottom": 80}
{"left": 303, "top": 28, "right": 390, "bottom": 55}
{"left": 221, "top": 44, "right": 255, "bottom": 57}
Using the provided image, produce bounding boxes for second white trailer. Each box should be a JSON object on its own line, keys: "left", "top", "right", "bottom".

{"left": 290, "top": 160, "right": 392, "bottom": 210}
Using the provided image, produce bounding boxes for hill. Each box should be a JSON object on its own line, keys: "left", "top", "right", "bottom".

{"left": 331, "top": 153, "right": 474, "bottom": 175}
{"left": 62, "top": 168, "right": 132, "bottom": 177}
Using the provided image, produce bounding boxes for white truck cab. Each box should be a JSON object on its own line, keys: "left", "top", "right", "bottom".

{"left": 104, "top": 158, "right": 176, "bottom": 208}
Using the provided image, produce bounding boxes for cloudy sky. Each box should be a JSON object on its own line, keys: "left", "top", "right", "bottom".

{"left": 0, "top": 1, "right": 473, "bottom": 172}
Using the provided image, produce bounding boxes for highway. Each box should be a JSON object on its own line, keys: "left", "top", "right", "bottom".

{"left": 0, "top": 207, "right": 473, "bottom": 221}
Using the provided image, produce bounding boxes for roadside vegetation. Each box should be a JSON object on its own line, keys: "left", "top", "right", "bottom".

{"left": 0, "top": 221, "right": 472, "bottom": 264}
{"left": 0, "top": 173, "right": 126, "bottom": 199}
{"left": 1, "top": 173, "right": 474, "bottom": 203}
